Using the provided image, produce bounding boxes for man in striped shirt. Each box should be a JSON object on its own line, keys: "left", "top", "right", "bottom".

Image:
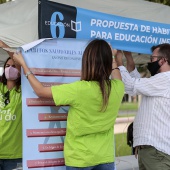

{"left": 116, "top": 43, "right": 170, "bottom": 170}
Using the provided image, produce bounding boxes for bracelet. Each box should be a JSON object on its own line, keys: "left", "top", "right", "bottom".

{"left": 112, "top": 67, "right": 120, "bottom": 71}
{"left": 25, "top": 71, "right": 33, "bottom": 79}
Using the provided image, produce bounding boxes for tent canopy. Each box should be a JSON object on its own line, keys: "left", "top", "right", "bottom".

{"left": 0, "top": 0, "right": 169, "bottom": 66}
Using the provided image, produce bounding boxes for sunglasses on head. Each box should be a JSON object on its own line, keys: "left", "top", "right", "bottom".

{"left": 4, "top": 91, "right": 10, "bottom": 106}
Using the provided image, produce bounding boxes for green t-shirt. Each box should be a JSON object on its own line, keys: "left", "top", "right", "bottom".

{"left": 51, "top": 80, "right": 124, "bottom": 167}
{"left": 0, "top": 83, "right": 22, "bottom": 159}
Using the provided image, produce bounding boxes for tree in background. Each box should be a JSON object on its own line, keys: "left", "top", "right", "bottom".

{"left": 0, "top": 0, "right": 6, "bottom": 4}
{"left": 145, "top": 0, "right": 170, "bottom": 6}
{"left": 0, "top": 0, "right": 13, "bottom": 4}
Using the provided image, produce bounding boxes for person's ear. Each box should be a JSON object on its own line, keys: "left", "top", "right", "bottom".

{"left": 160, "top": 58, "right": 166, "bottom": 66}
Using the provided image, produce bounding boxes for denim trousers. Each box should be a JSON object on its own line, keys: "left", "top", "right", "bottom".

{"left": 66, "top": 162, "right": 115, "bottom": 170}
{"left": 0, "top": 158, "right": 22, "bottom": 170}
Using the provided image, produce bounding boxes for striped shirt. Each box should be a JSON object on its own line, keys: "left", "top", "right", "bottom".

{"left": 119, "top": 66, "right": 170, "bottom": 155}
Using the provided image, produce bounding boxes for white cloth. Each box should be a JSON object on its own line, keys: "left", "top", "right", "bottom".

{"left": 119, "top": 66, "right": 170, "bottom": 155}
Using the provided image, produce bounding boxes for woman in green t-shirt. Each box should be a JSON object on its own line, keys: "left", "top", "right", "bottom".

{"left": 13, "top": 39, "right": 124, "bottom": 170}
{"left": 0, "top": 41, "right": 22, "bottom": 170}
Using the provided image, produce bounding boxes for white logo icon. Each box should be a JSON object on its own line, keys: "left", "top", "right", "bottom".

{"left": 71, "top": 20, "right": 81, "bottom": 32}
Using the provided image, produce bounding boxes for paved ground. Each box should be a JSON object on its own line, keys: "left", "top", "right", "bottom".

{"left": 114, "top": 116, "right": 139, "bottom": 170}
{"left": 114, "top": 117, "right": 134, "bottom": 134}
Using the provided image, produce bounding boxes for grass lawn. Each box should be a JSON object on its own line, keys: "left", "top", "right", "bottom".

{"left": 117, "top": 113, "right": 135, "bottom": 118}
{"left": 119, "top": 102, "right": 138, "bottom": 111}
{"left": 115, "top": 102, "right": 136, "bottom": 156}
{"left": 117, "top": 102, "right": 138, "bottom": 117}
{"left": 115, "top": 133, "right": 132, "bottom": 157}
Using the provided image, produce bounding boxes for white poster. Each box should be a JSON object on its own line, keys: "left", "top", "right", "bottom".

{"left": 21, "top": 38, "right": 89, "bottom": 170}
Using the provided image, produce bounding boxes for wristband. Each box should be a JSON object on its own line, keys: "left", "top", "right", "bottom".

{"left": 25, "top": 71, "right": 33, "bottom": 79}
{"left": 112, "top": 68, "right": 119, "bottom": 71}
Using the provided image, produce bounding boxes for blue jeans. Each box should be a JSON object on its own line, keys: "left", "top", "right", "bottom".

{"left": 66, "top": 162, "right": 115, "bottom": 170}
{"left": 0, "top": 159, "right": 22, "bottom": 170}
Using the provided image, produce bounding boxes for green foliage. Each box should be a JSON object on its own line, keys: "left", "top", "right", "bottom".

{"left": 117, "top": 114, "right": 135, "bottom": 118}
{"left": 115, "top": 133, "right": 132, "bottom": 156}
{"left": 145, "top": 0, "right": 170, "bottom": 6}
{"left": 137, "top": 64, "right": 147, "bottom": 73}
{"left": 0, "top": 0, "right": 6, "bottom": 4}
{"left": 119, "top": 102, "right": 138, "bottom": 111}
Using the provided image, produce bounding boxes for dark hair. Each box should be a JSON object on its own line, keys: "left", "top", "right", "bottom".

{"left": 81, "top": 39, "right": 112, "bottom": 111}
{"left": 1, "top": 57, "right": 21, "bottom": 92}
{"left": 151, "top": 43, "right": 170, "bottom": 65}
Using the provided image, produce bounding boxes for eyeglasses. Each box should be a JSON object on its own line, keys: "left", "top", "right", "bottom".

{"left": 150, "top": 55, "right": 163, "bottom": 62}
{"left": 4, "top": 91, "right": 10, "bottom": 106}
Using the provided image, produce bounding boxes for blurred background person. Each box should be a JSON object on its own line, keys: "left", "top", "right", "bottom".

{"left": 0, "top": 40, "right": 22, "bottom": 170}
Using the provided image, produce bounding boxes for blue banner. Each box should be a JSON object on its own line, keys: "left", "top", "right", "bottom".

{"left": 38, "top": 0, "right": 170, "bottom": 54}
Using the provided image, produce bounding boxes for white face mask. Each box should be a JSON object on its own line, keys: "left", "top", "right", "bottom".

{"left": 5, "top": 66, "right": 19, "bottom": 80}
